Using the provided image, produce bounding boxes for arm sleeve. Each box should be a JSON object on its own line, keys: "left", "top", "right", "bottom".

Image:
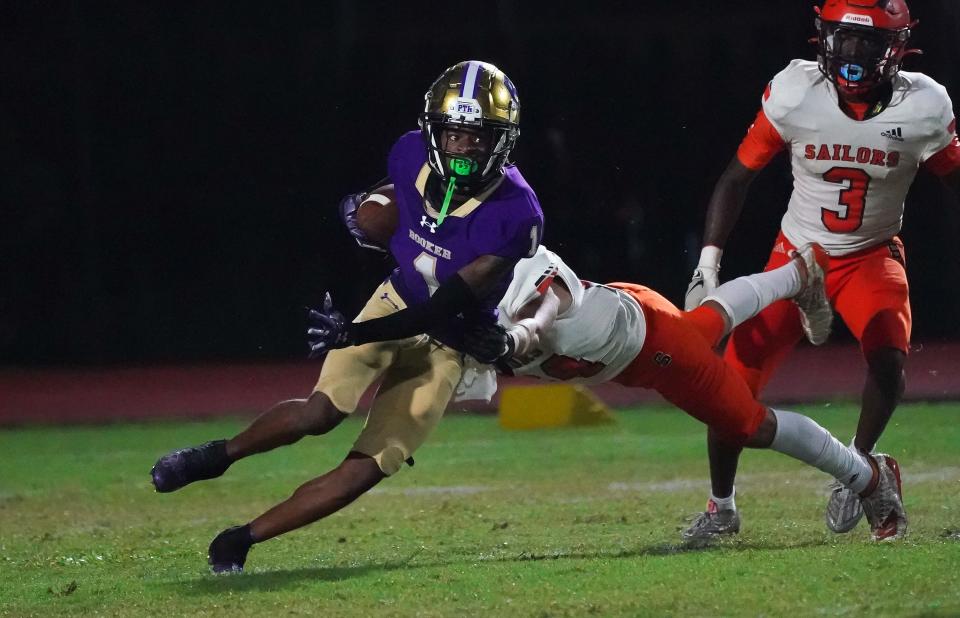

{"left": 736, "top": 106, "right": 787, "bottom": 171}
{"left": 922, "top": 117, "right": 960, "bottom": 177}
{"left": 507, "top": 287, "right": 562, "bottom": 356}
{"left": 351, "top": 274, "right": 476, "bottom": 344}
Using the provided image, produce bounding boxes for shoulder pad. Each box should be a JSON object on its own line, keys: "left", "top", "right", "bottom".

{"left": 499, "top": 246, "right": 583, "bottom": 320}
{"left": 763, "top": 59, "right": 822, "bottom": 125}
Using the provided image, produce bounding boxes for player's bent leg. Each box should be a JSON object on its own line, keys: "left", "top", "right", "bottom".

{"left": 151, "top": 283, "right": 405, "bottom": 494}
{"left": 226, "top": 392, "right": 348, "bottom": 460}
{"left": 700, "top": 252, "right": 804, "bottom": 338}
{"left": 828, "top": 244, "right": 910, "bottom": 533}
{"left": 352, "top": 340, "right": 463, "bottom": 475}
{"left": 207, "top": 339, "right": 463, "bottom": 573}
{"left": 724, "top": 300, "right": 804, "bottom": 397}
{"left": 209, "top": 452, "right": 386, "bottom": 573}
{"left": 151, "top": 394, "right": 348, "bottom": 493}
{"left": 745, "top": 409, "right": 872, "bottom": 493}
{"left": 832, "top": 242, "right": 910, "bottom": 452}
{"left": 248, "top": 452, "right": 385, "bottom": 543}
{"left": 614, "top": 301, "right": 764, "bottom": 541}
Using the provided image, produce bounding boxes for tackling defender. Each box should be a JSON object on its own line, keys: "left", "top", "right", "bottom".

{"left": 462, "top": 244, "right": 906, "bottom": 542}
{"left": 150, "top": 61, "right": 544, "bottom": 573}
{"left": 683, "top": 0, "right": 960, "bottom": 539}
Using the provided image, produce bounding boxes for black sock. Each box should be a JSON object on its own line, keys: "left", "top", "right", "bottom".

{"left": 239, "top": 523, "right": 257, "bottom": 545}
{"left": 202, "top": 440, "right": 233, "bottom": 474}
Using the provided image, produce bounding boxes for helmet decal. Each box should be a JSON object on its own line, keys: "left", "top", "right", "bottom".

{"left": 460, "top": 61, "right": 481, "bottom": 99}
{"left": 447, "top": 97, "right": 483, "bottom": 123}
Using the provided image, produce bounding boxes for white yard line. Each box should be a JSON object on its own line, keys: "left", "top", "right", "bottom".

{"left": 369, "top": 485, "right": 491, "bottom": 496}
{"left": 366, "top": 466, "right": 960, "bottom": 499}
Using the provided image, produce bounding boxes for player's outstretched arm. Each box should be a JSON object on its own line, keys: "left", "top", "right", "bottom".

{"left": 685, "top": 156, "right": 760, "bottom": 310}
{"left": 307, "top": 255, "right": 517, "bottom": 357}
{"left": 508, "top": 285, "right": 567, "bottom": 355}
{"left": 463, "top": 281, "right": 571, "bottom": 364}
{"left": 702, "top": 156, "right": 760, "bottom": 249}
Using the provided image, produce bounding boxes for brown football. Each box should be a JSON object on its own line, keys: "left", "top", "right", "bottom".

{"left": 356, "top": 184, "right": 399, "bottom": 248}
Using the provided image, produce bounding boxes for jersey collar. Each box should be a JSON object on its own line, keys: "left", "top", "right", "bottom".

{"left": 415, "top": 163, "right": 505, "bottom": 219}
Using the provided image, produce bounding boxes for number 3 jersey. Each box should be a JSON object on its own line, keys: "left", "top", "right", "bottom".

{"left": 497, "top": 246, "right": 646, "bottom": 385}
{"left": 386, "top": 131, "right": 544, "bottom": 350}
{"left": 737, "top": 59, "right": 960, "bottom": 256}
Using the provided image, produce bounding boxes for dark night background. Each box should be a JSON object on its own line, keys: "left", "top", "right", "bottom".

{"left": 2, "top": 1, "right": 958, "bottom": 366}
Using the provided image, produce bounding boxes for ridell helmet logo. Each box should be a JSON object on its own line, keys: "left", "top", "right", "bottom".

{"left": 840, "top": 12, "right": 874, "bottom": 25}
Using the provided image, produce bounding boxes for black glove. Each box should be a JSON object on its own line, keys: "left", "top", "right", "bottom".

{"left": 339, "top": 192, "right": 386, "bottom": 253}
{"left": 306, "top": 293, "right": 354, "bottom": 359}
{"left": 463, "top": 322, "right": 515, "bottom": 364}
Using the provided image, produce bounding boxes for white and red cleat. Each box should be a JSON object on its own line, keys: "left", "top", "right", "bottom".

{"left": 861, "top": 454, "right": 907, "bottom": 541}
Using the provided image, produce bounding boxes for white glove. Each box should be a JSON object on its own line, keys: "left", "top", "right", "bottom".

{"left": 684, "top": 246, "right": 722, "bottom": 311}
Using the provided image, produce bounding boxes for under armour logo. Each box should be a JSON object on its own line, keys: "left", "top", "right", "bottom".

{"left": 380, "top": 292, "right": 400, "bottom": 311}
{"left": 420, "top": 215, "right": 438, "bottom": 233}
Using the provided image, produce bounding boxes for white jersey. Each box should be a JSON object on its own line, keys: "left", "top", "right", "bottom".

{"left": 497, "top": 246, "right": 645, "bottom": 385}
{"left": 764, "top": 60, "right": 956, "bottom": 255}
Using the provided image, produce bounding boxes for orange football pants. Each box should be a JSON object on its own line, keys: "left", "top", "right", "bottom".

{"left": 610, "top": 283, "right": 767, "bottom": 446}
{"left": 725, "top": 231, "right": 911, "bottom": 396}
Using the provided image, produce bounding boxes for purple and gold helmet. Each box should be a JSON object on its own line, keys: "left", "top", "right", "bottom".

{"left": 419, "top": 61, "right": 520, "bottom": 191}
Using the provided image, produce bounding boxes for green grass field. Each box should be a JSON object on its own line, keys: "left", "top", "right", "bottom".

{"left": 1, "top": 402, "right": 958, "bottom": 617}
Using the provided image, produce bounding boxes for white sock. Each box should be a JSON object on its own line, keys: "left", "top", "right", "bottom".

{"left": 850, "top": 435, "right": 877, "bottom": 454}
{"left": 710, "top": 488, "right": 736, "bottom": 512}
{"left": 704, "top": 260, "right": 802, "bottom": 332}
{"left": 770, "top": 409, "right": 873, "bottom": 494}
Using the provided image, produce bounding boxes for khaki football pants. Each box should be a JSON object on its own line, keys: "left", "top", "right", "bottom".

{"left": 314, "top": 280, "right": 464, "bottom": 475}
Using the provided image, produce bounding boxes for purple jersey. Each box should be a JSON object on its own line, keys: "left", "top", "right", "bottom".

{"left": 386, "top": 131, "right": 544, "bottom": 350}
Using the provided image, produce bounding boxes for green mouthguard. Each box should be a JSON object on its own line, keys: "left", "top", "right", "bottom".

{"left": 437, "top": 158, "right": 477, "bottom": 227}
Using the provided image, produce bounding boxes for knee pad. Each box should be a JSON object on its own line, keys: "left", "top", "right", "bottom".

{"left": 366, "top": 444, "right": 408, "bottom": 476}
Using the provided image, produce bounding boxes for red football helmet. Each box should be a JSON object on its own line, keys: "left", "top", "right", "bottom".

{"left": 815, "top": 0, "right": 918, "bottom": 96}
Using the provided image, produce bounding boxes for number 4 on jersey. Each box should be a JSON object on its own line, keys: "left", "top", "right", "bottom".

{"left": 821, "top": 167, "right": 871, "bottom": 234}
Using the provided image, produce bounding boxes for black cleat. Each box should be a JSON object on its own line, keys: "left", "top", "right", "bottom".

{"left": 208, "top": 525, "right": 254, "bottom": 574}
{"left": 150, "top": 439, "right": 232, "bottom": 493}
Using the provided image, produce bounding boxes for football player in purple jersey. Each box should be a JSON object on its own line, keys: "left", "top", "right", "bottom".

{"left": 150, "top": 61, "right": 544, "bottom": 573}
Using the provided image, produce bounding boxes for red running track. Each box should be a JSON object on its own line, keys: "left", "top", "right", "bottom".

{"left": 2, "top": 342, "right": 959, "bottom": 426}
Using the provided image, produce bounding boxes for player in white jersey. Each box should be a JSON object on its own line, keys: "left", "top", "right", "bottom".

{"left": 682, "top": 0, "right": 960, "bottom": 540}
{"left": 463, "top": 244, "right": 906, "bottom": 541}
